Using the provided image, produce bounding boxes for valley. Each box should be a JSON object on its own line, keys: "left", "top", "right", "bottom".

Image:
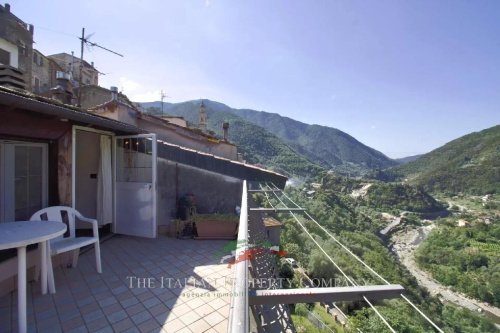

{"left": 274, "top": 176, "right": 499, "bottom": 332}
{"left": 392, "top": 224, "right": 500, "bottom": 323}
{"left": 141, "top": 97, "right": 499, "bottom": 331}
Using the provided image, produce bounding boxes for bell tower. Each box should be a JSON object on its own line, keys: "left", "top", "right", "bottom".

{"left": 198, "top": 100, "right": 207, "bottom": 132}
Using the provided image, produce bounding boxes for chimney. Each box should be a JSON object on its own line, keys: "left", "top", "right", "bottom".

{"left": 50, "top": 71, "right": 72, "bottom": 104}
{"left": 222, "top": 122, "right": 229, "bottom": 142}
{"left": 28, "top": 24, "right": 34, "bottom": 35}
{"left": 110, "top": 86, "right": 118, "bottom": 101}
{"left": 5, "top": 3, "right": 10, "bottom": 12}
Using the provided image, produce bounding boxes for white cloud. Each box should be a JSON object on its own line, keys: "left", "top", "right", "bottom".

{"left": 118, "top": 77, "right": 141, "bottom": 94}
{"left": 129, "top": 90, "right": 163, "bottom": 102}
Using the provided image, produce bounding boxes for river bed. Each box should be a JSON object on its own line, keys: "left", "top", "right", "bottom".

{"left": 390, "top": 225, "right": 500, "bottom": 325}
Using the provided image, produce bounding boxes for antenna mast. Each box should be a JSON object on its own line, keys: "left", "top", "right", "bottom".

{"left": 77, "top": 27, "right": 124, "bottom": 106}
{"left": 160, "top": 90, "right": 168, "bottom": 115}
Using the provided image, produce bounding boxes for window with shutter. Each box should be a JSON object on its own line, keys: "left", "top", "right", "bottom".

{"left": 0, "top": 48, "right": 10, "bottom": 65}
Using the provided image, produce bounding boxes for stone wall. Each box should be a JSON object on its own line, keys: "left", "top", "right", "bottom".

{"left": 156, "top": 158, "right": 243, "bottom": 228}
{"left": 31, "top": 50, "right": 52, "bottom": 93}
{"left": 78, "top": 85, "right": 118, "bottom": 109}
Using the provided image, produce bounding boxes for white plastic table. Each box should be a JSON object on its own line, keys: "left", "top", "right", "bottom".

{"left": 0, "top": 221, "right": 66, "bottom": 333}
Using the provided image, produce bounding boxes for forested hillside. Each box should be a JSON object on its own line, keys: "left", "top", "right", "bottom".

{"left": 226, "top": 107, "right": 396, "bottom": 172}
{"left": 391, "top": 125, "right": 500, "bottom": 195}
{"left": 261, "top": 174, "right": 497, "bottom": 332}
{"left": 416, "top": 219, "right": 500, "bottom": 307}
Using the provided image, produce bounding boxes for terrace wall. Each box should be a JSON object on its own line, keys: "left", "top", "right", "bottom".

{"left": 157, "top": 158, "right": 243, "bottom": 230}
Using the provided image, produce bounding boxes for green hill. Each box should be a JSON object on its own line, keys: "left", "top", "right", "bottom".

{"left": 229, "top": 107, "right": 396, "bottom": 172}
{"left": 139, "top": 100, "right": 396, "bottom": 176}
{"left": 395, "top": 154, "right": 422, "bottom": 164}
{"left": 364, "top": 183, "right": 446, "bottom": 213}
{"left": 392, "top": 125, "right": 500, "bottom": 195}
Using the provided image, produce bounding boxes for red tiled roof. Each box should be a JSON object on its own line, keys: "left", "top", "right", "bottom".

{"left": 263, "top": 217, "right": 283, "bottom": 228}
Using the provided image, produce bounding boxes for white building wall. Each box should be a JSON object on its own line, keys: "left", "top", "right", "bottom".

{"left": 0, "top": 38, "right": 19, "bottom": 68}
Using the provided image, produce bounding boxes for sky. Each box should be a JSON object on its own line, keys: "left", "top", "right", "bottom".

{"left": 10, "top": 0, "right": 500, "bottom": 158}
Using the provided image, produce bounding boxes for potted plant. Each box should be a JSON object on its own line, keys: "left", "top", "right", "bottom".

{"left": 195, "top": 213, "right": 239, "bottom": 240}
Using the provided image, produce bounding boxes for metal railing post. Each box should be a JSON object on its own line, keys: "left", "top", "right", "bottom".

{"left": 228, "top": 180, "right": 249, "bottom": 332}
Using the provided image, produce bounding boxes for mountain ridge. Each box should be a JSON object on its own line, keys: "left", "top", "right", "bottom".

{"left": 140, "top": 100, "right": 324, "bottom": 178}
{"left": 139, "top": 99, "right": 396, "bottom": 176}
{"left": 226, "top": 106, "right": 394, "bottom": 169}
{"left": 390, "top": 125, "right": 500, "bottom": 194}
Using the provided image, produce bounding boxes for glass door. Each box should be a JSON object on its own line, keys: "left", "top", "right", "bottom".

{"left": 113, "top": 134, "right": 157, "bottom": 238}
{"left": 0, "top": 142, "right": 48, "bottom": 222}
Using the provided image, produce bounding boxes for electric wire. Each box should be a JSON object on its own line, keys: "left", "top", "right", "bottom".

{"left": 266, "top": 182, "right": 444, "bottom": 333}
{"left": 261, "top": 186, "right": 276, "bottom": 210}
{"left": 36, "top": 26, "right": 79, "bottom": 38}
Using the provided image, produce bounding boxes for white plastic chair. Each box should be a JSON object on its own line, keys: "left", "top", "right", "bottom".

{"left": 30, "top": 206, "right": 102, "bottom": 293}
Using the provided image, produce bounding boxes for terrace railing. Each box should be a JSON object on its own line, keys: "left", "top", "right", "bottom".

{"left": 228, "top": 181, "right": 438, "bottom": 333}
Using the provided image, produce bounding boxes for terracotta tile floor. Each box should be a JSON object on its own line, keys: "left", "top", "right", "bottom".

{"left": 0, "top": 236, "right": 236, "bottom": 333}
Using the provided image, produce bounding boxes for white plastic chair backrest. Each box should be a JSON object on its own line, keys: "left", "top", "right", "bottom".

{"left": 29, "top": 206, "right": 77, "bottom": 241}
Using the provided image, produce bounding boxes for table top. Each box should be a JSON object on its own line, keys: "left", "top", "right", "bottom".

{"left": 0, "top": 221, "right": 67, "bottom": 250}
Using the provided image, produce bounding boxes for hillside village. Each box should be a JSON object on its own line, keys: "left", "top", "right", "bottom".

{"left": 1, "top": 2, "right": 499, "bottom": 333}
{"left": 0, "top": 4, "right": 293, "bottom": 333}
{"left": 0, "top": 4, "right": 243, "bottom": 160}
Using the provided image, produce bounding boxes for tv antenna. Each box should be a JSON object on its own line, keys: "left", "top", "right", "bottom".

{"left": 77, "top": 27, "right": 123, "bottom": 106}
{"left": 160, "top": 90, "right": 169, "bottom": 115}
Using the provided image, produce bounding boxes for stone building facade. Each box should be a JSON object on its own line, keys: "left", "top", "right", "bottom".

{"left": 0, "top": 3, "right": 34, "bottom": 89}
{"left": 75, "top": 84, "right": 129, "bottom": 109}
{"left": 48, "top": 52, "right": 99, "bottom": 86}
{"left": 31, "top": 49, "right": 63, "bottom": 94}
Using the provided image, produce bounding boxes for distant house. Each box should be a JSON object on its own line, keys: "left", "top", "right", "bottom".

{"left": 306, "top": 190, "right": 316, "bottom": 196}
{"left": 159, "top": 115, "right": 187, "bottom": 128}
{"left": 31, "top": 49, "right": 63, "bottom": 94}
{"left": 74, "top": 84, "right": 128, "bottom": 109}
{"left": 263, "top": 217, "right": 283, "bottom": 246}
{"left": 48, "top": 52, "right": 99, "bottom": 86}
{"left": 0, "top": 4, "right": 79, "bottom": 97}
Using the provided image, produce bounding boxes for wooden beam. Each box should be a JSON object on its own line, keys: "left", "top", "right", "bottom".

{"left": 249, "top": 284, "right": 404, "bottom": 305}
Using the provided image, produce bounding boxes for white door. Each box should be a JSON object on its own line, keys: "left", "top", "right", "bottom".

{"left": 0, "top": 142, "right": 48, "bottom": 222}
{"left": 114, "top": 134, "right": 157, "bottom": 238}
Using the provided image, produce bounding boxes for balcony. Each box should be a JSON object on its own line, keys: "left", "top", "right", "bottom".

{"left": 0, "top": 236, "right": 235, "bottom": 332}
{"left": 0, "top": 181, "right": 435, "bottom": 333}
{"left": 228, "top": 181, "right": 436, "bottom": 333}
{"left": 0, "top": 65, "right": 26, "bottom": 90}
